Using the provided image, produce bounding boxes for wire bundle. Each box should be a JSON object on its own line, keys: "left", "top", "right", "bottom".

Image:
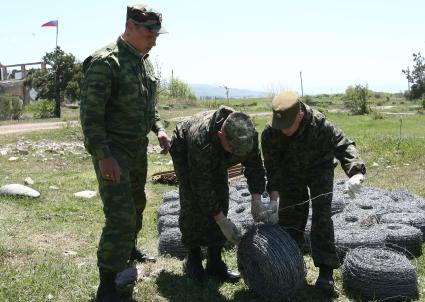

{"left": 378, "top": 223, "right": 423, "bottom": 258}
{"left": 390, "top": 189, "right": 425, "bottom": 210}
{"left": 342, "top": 247, "right": 418, "bottom": 301}
{"left": 158, "top": 227, "right": 188, "bottom": 260}
{"left": 162, "top": 190, "right": 179, "bottom": 203}
{"left": 380, "top": 212, "right": 425, "bottom": 240}
{"left": 237, "top": 224, "right": 305, "bottom": 301}
{"left": 157, "top": 214, "right": 179, "bottom": 234}
{"left": 157, "top": 200, "right": 180, "bottom": 217}
{"left": 335, "top": 225, "right": 386, "bottom": 260}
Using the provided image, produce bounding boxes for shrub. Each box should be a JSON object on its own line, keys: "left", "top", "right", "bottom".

{"left": 422, "top": 96, "right": 425, "bottom": 109}
{"left": 343, "top": 84, "right": 370, "bottom": 115}
{"left": 371, "top": 109, "right": 384, "bottom": 120}
{"left": 29, "top": 99, "right": 56, "bottom": 119}
{"left": 0, "top": 93, "right": 23, "bottom": 120}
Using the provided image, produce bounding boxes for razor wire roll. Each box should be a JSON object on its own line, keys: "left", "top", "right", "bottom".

{"left": 342, "top": 247, "right": 418, "bottom": 301}
{"left": 237, "top": 224, "right": 305, "bottom": 301}
{"left": 335, "top": 225, "right": 386, "bottom": 260}
{"left": 380, "top": 212, "right": 425, "bottom": 240}
{"left": 378, "top": 223, "right": 423, "bottom": 258}
{"left": 162, "top": 190, "right": 179, "bottom": 203}
{"left": 157, "top": 200, "right": 180, "bottom": 218}
{"left": 157, "top": 214, "right": 179, "bottom": 234}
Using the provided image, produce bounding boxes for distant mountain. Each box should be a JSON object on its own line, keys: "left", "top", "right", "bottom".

{"left": 189, "top": 84, "right": 268, "bottom": 99}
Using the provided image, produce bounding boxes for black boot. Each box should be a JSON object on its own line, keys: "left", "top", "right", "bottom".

{"left": 206, "top": 246, "right": 240, "bottom": 283}
{"left": 182, "top": 247, "right": 207, "bottom": 282}
{"left": 96, "top": 269, "right": 121, "bottom": 302}
{"left": 315, "top": 265, "right": 334, "bottom": 293}
{"left": 130, "top": 246, "right": 156, "bottom": 263}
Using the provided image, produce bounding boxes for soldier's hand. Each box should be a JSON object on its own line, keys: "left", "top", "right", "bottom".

{"left": 265, "top": 199, "right": 279, "bottom": 224}
{"left": 99, "top": 156, "right": 122, "bottom": 182}
{"left": 251, "top": 195, "right": 268, "bottom": 222}
{"left": 345, "top": 173, "right": 364, "bottom": 199}
{"left": 157, "top": 130, "right": 171, "bottom": 154}
{"left": 214, "top": 213, "right": 241, "bottom": 246}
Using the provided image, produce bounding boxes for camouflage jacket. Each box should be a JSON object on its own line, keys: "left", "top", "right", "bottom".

{"left": 261, "top": 103, "right": 366, "bottom": 193}
{"left": 80, "top": 36, "right": 163, "bottom": 160}
{"left": 171, "top": 106, "right": 266, "bottom": 216}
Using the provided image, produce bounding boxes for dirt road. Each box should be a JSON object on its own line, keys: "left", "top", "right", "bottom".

{"left": 0, "top": 112, "right": 272, "bottom": 135}
{"left": 0, "top": 121, "right": 78, "bottom": 135}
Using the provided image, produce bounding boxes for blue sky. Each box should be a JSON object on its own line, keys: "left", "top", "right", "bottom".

{"left": 1, "top": 0, "right": 424, "bottom": 94}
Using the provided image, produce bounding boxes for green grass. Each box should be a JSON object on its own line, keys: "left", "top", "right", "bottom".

{"left": 0, "top": 107, "right": 425, "bottom": 301}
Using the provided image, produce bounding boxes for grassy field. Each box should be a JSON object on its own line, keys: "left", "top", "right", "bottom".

{"left": 0, "top": 99, "right": 424, "bottom": 301}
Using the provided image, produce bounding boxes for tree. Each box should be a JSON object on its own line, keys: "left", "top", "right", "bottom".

{"left": 24, "top": 46, "right": 80, "bottom": 117}
{"left": 167, "top": 77, "right": 196, "bottom": 100}
{"left": 343, "top": 84, "right": 370, "bottom": 115}
{"left": 64, "top": 63, "right": 83, "bottom": 103}
{"left": 402, "top": 52, "right": 425, "bottom": 100}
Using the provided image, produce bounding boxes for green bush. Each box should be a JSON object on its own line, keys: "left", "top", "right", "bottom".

{"left": 0, "top": 93, "right": 23, "bottom": 120}
{"left": 28, "top": 99, "right": 56, "bottom": 119}
{"left": 422, "top": 96, "right": 425, "bottom": 109}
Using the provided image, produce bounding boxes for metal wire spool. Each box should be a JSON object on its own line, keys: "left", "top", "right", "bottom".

{"left": 378, "top": 223, "right": 423, "bottom": 258}
{"left": 342, "top": 247, "right": 418, "bottom": 301}
{"left": 380, "top": 212, "right": 425, "bottom": 240}
{"left": 390, "top": 189, "right": 425, "bottom": 209}
{"left": 157, "top": 214, "right": 179, "bottom": 234}
{"left": 157, "top": 200, "right": 180, "bottom": 218}
{"left": 344, "top": 198, "right": 387, "bottom": 215}
{"left": 332, "top": 211, "right": 378, "bottom": 231}
{"left": 163, "top": 190, "right": 179, "bottom": 203}
{"left": 376, "top": 202, "right": 424, "bottom": 220}
{"left": 230, "top": 179, "right": 248, "bottom": 191}
{"left": 158, "top": 227, "right": 187, "bottom": 259}
{"left": 237, "top": 224, "right": 306, "bottom": 301}
{"left": 228, "top": 206, "right": 255, "bottom": 235}
{"left": 229, "top": 188, "right": 251, "bottom": 204}
{"left": 334, "top": 225, "right": 386, "bottom": 260}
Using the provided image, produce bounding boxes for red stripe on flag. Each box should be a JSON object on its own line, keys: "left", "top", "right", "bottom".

{"left": 42, "top": 20, "right": 58, "bottom": 27}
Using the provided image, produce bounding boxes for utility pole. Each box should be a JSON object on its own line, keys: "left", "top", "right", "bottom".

{"left": 299, "top": 71, "right": 304, "bottom": 97}
{"left": 221, "top": 85, "right": 230, "bottom": 104}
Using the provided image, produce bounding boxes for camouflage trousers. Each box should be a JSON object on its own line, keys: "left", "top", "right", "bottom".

{"left": 93, "top": 143, "right": 147, "bottom": 273}
{"left": 170, "top": 152, "right": 228, "bottom": 249}
{"left": 278, "top": 169, "right": 339, "bottom": 268}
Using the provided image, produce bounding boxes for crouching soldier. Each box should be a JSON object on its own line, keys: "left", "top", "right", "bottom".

{"left": 170, "top": 106, "right": 267, "bottom": 283}
{"left": 261, "top": 91, "right": 366, "bottom": 293}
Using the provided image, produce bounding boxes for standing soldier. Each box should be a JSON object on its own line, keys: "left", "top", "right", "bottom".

{"left": 80, "top": 4, "right": 170, "bottom": 301}
{"left": 170, "top": 106, "right": 267, "bottom": 283}
{"left": 261, "top": 91, "right": 366, "bottom": 292}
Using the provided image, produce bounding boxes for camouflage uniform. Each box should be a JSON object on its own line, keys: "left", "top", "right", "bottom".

{"left": 80, "top": 36, "right": 164, "bottom": 273}
{"left": 261, "top": 102, "right": 366, "bottom": 268}
{"left": 170, "top": 106, "right": 266, "bottom": 248}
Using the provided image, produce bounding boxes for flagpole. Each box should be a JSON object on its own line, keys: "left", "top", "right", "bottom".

{"left": 55, "top": 18, "right": 58, "bottom": 48}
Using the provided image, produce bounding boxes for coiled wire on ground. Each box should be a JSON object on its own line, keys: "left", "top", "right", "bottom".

{"left": 237, "top": 224, "right": 305, "bottom": 301}
{"left": 342, "top": 247, "right": 418, "bottom": 301}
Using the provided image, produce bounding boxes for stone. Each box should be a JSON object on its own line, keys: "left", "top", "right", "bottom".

{"left": 74, "top": 190, "right": 96, "bottom": 199}
{"left": 0, "top": 184, "right": 40, "bottom": 198}
{"left": 24, "top": 177, "right": 34, "bottom": 185}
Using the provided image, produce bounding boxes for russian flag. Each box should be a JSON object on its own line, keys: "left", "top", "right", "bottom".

{"left": 41, "top": 20, "right": 58, "bottom": 27}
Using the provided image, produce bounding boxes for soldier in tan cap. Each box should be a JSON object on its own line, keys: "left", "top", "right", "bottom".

{"left": 261, "top": 91, "right": 366, "bottom": 293}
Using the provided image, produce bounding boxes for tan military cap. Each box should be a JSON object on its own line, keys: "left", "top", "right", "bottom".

{"left": 271, "top": 91, "right": 301, "bottom": 129}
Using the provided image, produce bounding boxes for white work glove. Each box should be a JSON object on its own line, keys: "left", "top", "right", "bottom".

{"left": 265, "top": 199, "right": 279, "bottom": 224}
{"left": 345, "top": 173, "right": 364, "bottom": 199}
{"left": 251, "top": 197, "right": 268, "bottom": 222}
{"left": 216, "top": 216, "right": 242, "bottom": 246}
